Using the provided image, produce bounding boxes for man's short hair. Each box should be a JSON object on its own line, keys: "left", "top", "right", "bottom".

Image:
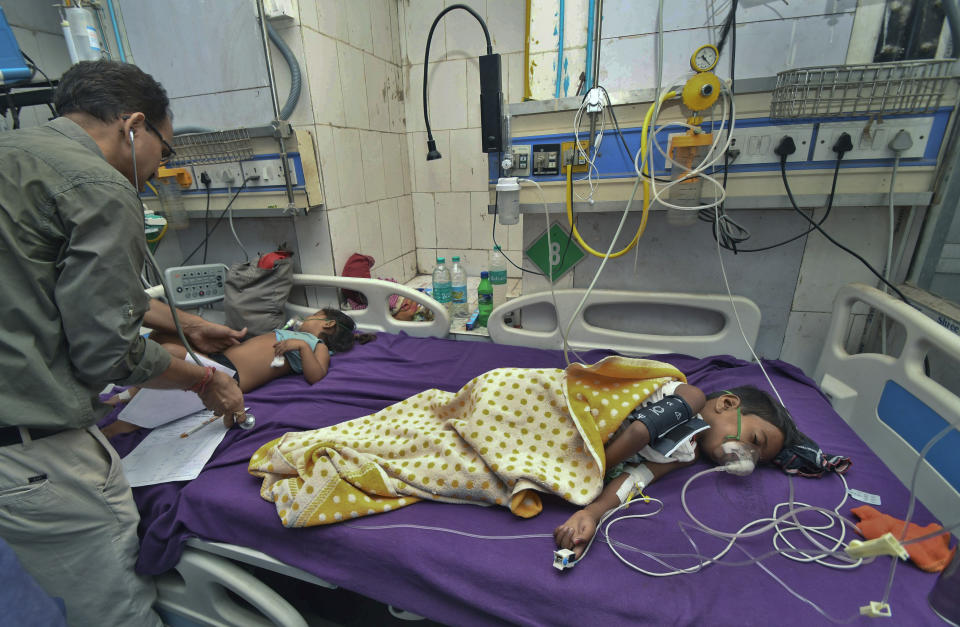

{"left": 54, "top": 60, "right": 170, "bottom": 127}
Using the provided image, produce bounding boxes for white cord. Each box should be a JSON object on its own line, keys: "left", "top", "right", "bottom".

{"left": 881, "top": 154, "right": 901, "bottom": 355}
{"left": 226, "top": 184, "right": 250, "bottom": 262}
{"left": 517, "top": 178, "right": 586, "bottom": 364}
{"left": 645, "top": 82, "right": 736, "bottom": 212}
{"left": 561, "top": 175, "right": 645, "bottom": 366}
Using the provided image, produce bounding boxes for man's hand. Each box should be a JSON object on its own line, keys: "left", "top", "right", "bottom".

{"left": 184, "top": 322, "right": 247, "bottom": 354}
{"left": 197, "top": 370, "right": 245, "bottom": 427}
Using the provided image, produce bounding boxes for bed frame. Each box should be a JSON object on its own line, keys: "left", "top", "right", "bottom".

{"left": 814, "top": 283, "right": 960, "bottom": 526}
{"left": 485, "top": 289, "right": 761, "bottom": 360}
{"left": 147, "top": 278, "right": 959, "bottom": 626}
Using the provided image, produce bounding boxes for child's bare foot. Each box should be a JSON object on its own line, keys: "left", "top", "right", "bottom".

{"left": 100, "top": 420, "right": 142, "bottom": 438}
{"left": 554, "top": 509, "right": 599, "bottom": 561}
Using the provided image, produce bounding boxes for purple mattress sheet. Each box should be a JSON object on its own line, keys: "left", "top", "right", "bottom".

{"left": 105, "top": 332, "right": 948, "bottom": 626}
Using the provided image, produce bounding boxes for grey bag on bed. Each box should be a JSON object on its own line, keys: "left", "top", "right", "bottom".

{"left": 224, "top": 257, "right": 294, "bottom": 336}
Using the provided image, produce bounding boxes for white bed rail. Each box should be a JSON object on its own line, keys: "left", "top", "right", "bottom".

{"left": 146, "top": 276, "right": 450, "bottom": 339}
{"left": 486, "top": 289, "right": 761, "bottom": 361}
{"left": 288, "top": 274, "right": 449, "bottom": 338}
{"left": 154, "top": 548, "right": 308, "bottom": 627}
{"left": 814, "top": 283, "right": 960, "bottom": 525}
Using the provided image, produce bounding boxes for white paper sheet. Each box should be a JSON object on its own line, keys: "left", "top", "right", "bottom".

{"left": 121, "top": 410, "right": 229, "bottom": 487}
{"left": 118, "top": 354, "right": 235, "bottom": 428}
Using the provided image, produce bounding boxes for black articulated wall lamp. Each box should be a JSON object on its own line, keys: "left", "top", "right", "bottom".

{"left": 422, "top": 4, "right": 503, "bottom": 161}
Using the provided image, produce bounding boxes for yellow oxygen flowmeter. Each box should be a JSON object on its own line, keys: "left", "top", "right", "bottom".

{"left": 668, "top": 44, "right": 723, "bottom": 210}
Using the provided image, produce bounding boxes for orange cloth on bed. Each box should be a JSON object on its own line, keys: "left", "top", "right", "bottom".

{"left": 851, "top": 505, "right": 956, "bottom": 572}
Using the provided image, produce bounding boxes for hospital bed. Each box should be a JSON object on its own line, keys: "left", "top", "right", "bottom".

{"left": 115, "top": 277, "right": 959, "bottom": 626}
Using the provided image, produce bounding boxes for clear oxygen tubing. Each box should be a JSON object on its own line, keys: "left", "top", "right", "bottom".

{"left": 561, "top": 173, "right": 645, "bottom": 366}
{"left": 565, "top": 89, "right": 676, "bottom": 260}
{"left": 881, "top": 154, "right": 902, "bottom": 355}
{"left": 226, "top": 184, "right": 250, "bottom": 262}
{"left": 877, "top": 423, "right": 959, "bottom": 610}
{"left": 641, "top": 79, "right": 736, "bottom": 212}
{"left": 519, "top": 177, "right": 587, "bottom": 365}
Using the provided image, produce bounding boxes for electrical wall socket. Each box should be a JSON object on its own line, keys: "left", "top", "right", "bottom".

{"left": 241, "top": 158, "right": 295, "bottom": 187}
{"left": 811, "top": 117, "right": 934, "bottom": 161}
{"left": 560, "top": 140, "right": 590, "bottom": 172}
{"left": 722, "top": 124, "right": 816, "bottom": 165}
{"left": 199, "top": 163, "right": 244, "bottom": 189}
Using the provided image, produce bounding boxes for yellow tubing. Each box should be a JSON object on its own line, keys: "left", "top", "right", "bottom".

{"left": 566, "top": 90, "right": 676, "bottom": 259}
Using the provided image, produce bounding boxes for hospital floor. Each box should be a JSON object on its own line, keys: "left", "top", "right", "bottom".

{"left": 160, "top": 563, "right": 448, "bottom": 626}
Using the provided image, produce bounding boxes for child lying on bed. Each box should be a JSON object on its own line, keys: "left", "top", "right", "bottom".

{"left": 554, "top": 383, "right": 801, "bottom": 560}
{"left": 103, "top": 309, "right": 375, "bottom": 434}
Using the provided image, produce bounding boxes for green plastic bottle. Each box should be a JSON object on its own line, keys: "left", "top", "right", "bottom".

{"left": 477, "top": 271, "right": 493, "bottom": 327}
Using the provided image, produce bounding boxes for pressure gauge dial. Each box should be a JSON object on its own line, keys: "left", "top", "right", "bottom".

{"left": 690, "top": 44, "right": 719, "bottom": 72}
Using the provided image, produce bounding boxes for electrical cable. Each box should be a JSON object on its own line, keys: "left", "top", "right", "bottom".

{"left": 565, "top": 89, "right": 675, "bottom": 261}
{"left": 202, "top": 182, "right": 212, "bottom": 264}
{"left": 598, "top": 86, "right": 670, "bottom": 183}
{"left": 519, "top": 177, "right": 586, "bottom": 363}
{"left": 881, "top": 154, "right": 902, "bottom": 354}
{"left": 180, "top": 178, "right": 253, "bottom": 266}
{"left": 131, "top": 140, "right": 204, "bottom": 367}
{"left": 562, "top": 174, "right": 644, "bottom": 365}
{"left": 713, "top": 156, "right": 843, "bottom": 253}
{"left": 227, "top": 186, "right": 250, "bottom": 262}
{"left": 422, "top": 4, "right": 492, "bottom": 157}
{"left": 778, "top": 159, "right": 909, "bottom": 303}
{"left": 18, "top": 50, "right": 57, "bottom": 118}
{"left": 698, "top": 0, "right": 742, "bottom": 250}
{"left": 715, "top": 0, "right": 738, "bottom": 55}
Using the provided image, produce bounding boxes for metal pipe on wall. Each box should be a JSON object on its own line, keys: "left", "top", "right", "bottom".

{"left": 523, "top": 0, "right": 532, "bottom": 100}
{"left": 255, "top": 0, "right": 295, "bottom": 212}
{"left": 587, "top": 0, "right": 603, "bottom": 146}
{"left": 555, "top": 0, "right": 565, "bottom": 99}
{"left": 104, "top": 0, "right": 126, "bottom": 62}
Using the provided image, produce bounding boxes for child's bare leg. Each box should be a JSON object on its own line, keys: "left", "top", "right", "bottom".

{"left": 100, "top": 420, "right": 143, "bottom": 438}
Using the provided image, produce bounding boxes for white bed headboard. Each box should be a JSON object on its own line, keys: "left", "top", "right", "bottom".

{"left": 485, "top": 289, "right": 761, "bottom": 361}
{"left": 814, "top": 283, "right": 960, "bottom": 526}
{"left": 288, "top": 274, "right": 450, "bottom": 338}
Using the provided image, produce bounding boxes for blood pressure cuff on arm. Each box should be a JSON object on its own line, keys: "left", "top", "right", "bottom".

{"left": 772, "top": 432, "right": 851, "bottom": 478}
{"left": 628, "top": 394, "right": 695, "bottom": 443}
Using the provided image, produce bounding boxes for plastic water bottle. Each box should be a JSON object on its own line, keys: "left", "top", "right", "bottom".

{"left": 432, "top": 257, "right": 452, "bottom": 314}
{"left": 450, "top": 256, "right": 468, "bottom": 318}
{"left": 490, "top": 245, "right": 508, "bottom": 310}
{"left": 477, "top": 271, "right": 493, "bottom": 327}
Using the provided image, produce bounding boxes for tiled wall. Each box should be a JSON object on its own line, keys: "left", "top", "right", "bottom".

{"left": 400, "top": 0, "right": 528, "bottom": 279}
{"left": 289, "top": 0, "right": 417, "bottom": 283}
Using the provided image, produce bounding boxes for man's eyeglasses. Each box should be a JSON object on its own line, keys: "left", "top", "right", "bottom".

{"left": 143, "top": 118, "right": 176, "bottom": 164}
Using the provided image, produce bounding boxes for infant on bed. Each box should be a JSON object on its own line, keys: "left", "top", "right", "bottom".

{"left": 102, "top": 308, "right": 375, "bottom": 436}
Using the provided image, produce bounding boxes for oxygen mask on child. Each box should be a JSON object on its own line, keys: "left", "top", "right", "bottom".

{"left": 716, "top": 440, "right": 760, "bottom": 476}
{"left": 714, "top": 407, "right": 760, "bottom": 476}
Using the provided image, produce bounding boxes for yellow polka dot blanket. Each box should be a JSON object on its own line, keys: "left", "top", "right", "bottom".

{"left": 248, "top": 356, "right": 684, "bottom": 527}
